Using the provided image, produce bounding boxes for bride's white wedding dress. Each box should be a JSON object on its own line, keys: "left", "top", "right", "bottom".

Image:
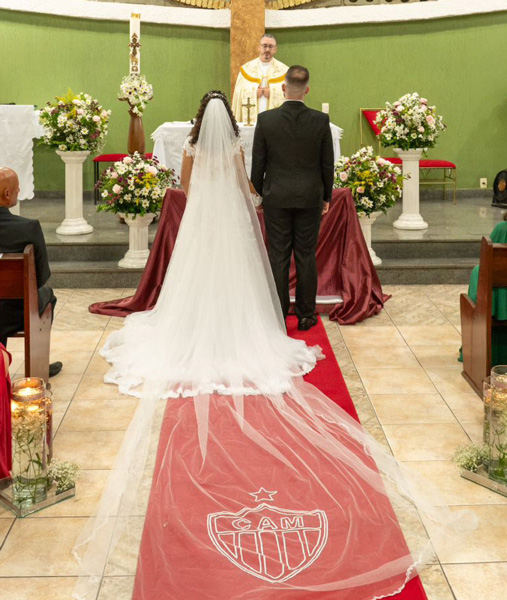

{"left": 72, "top": 99, "right": 474, "bottom": 600}
{"left": 101, "top": 99, "right": 320, "bottom": 399}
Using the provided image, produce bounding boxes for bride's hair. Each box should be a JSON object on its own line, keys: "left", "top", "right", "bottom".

{"left": 189, "top": 90, "right": 239, "bottom": 146}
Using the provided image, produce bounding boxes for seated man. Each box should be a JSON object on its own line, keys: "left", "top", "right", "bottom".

{"left": 0, "top": 167, "right": 62, "bottom": 377}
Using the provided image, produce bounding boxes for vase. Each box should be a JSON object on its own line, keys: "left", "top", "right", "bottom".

{"left": 392, "top": 148, "right": 428, "bottom": 231}
{"left": 358, "top": 211, "right": 382, "bottom": 266}
{"left": 128, "top": 111, "right": 146, "bottom": 156}
{"left": 55, "top": 150, "right": 93, "bottom": 236}
{"left": 118, "top": 213, "right": 155, "bottom": 269}
{"left": 10, "top": 378, "right": 49, "bottom": 507}
{"left": 488, "top": 366, "right": 507, "bottom": 484}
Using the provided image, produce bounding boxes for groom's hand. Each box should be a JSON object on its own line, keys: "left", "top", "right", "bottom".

{"left": 322, "top": 201, "right": 330, "bottom": 216}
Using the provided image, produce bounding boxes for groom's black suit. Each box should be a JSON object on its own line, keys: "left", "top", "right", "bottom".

{"left": 251, "top": 100, "right": 334, "bottom": 319}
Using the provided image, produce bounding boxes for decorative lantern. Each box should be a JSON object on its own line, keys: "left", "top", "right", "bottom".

{"left": 10, "top": 377, "right": 51, "bottom": 507}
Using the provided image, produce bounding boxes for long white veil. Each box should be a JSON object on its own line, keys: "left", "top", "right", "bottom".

{"left": 71, "top": 98, "right": 476, "bottom": 600}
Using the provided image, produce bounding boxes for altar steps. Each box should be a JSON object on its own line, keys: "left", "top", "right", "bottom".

{"left": 46, "top": 239, "right": 479, "bottom": 288}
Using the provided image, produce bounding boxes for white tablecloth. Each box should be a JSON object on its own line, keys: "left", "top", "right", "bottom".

{"left": 0, "top": 105, "right": 44, "bottom": 200}
{"left": 152, "top": 120, "right": 343, "bottom": 178}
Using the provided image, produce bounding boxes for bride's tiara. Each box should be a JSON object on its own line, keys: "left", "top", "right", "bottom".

{"left": 206, "top": 91, "right": 226, "bottom": 101}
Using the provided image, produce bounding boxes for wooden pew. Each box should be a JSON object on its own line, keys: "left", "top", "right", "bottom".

{"left": 460, "top": 236, "right": 507, "bottom": 396}
{"left": 0, "top": 245, "right": 51, "bottom": 382}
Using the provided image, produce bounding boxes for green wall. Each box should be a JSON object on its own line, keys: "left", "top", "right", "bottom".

{"left": 0, "top": 10, "right": 229, "bottom": 191}
{"left": 1, "top": 9, "right": 506, "bottom": 190}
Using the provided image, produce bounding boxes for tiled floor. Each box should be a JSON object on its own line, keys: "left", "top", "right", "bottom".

{"left": 0, "top": 285, "right": 501, "bottom": 600}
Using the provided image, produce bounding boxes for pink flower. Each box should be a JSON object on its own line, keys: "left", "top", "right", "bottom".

{"left": 147, "top": 165, "right": 158, "bottom": 175}
{"left": 357, "top": 186, "right": 365, "bottom": 194}
{"left": 339, "top": 172, "right": 348, "bottom": 182}
{"left": 112, "top": 184, "right": 122, "bottom": 194}
{"left": 426, "top": 115, "right": 435, "bottom": 126}
{"left": 124, "top": 156, "right": 133, "bottom": 164}
{"left": 92, "top": 115, "right": 101, "bottom": 122}
{"left": 418, "top": 126, "right": 425, "bottom": 133}
{"left": 76, "top": 109, "right": 84, "bottom": 115}
{"left": 420, "top": 97, "right": 428, "bottom": 104}
{"left": 110, "top": 171, "right": 118, "bottom": 179}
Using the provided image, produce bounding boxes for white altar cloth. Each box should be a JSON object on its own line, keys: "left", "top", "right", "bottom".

{"left": 152, "top": 120, "right": 343, "bottom": 178}
{"left": 0, "top": 105, "right": 44, "bottom": 200}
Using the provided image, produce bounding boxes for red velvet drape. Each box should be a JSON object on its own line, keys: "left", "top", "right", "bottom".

{"left": 0, "top": 343, "right": 12, "bottom": 479}
{"left": 90, "top": 189, "right": 389, "bottom": 325}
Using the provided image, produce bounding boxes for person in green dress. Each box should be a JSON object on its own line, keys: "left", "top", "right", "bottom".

{"left": 459, "top": 214, "right": 507, "bottom": 365}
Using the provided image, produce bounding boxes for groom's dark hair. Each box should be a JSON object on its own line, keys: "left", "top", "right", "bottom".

{"left": 285, "top": 66, "right": 310, "bottom": 91}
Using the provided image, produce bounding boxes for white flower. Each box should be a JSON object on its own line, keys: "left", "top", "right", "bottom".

{"left": 76, "top": 109, "right": 84, "bottom": 116}
{"left": 142, "top": 199, "right": 150, "bottom": 209}
{"left": 110, "top": 171, "right": 118, "bottom": 179}
{"left": 101, "top": 190, "right": 108, "bottom": 198}
{"left": 58, "top": 144, "right": 67, "bottom": 151}
{"left": 146, "top": 165, "right": 158, "bottom": 176}
{"left": 112, "top": 184, "right": 122, "bottom": 194}
{"left": 81, "top": 128, "right": 89, "bottom": 135}
{"left": 339, "top": 172, "right": 348, "bottom": 182}
{"left": 124, "top": 156, "right": 133, "bottom": 164}
{"left": 72, "top": 99, "right": 82, "bottom": 106}
{"left": 92, "top": 115, "right": 101, "bottom": 122}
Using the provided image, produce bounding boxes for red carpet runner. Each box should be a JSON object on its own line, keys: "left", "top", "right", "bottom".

{"left": 132, "top": 318, "right": 428, "bottom": 600}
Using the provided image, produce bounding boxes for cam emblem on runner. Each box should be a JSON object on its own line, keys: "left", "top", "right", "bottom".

{"left": 207, "top": 489, "right": 328, "bottom": 583}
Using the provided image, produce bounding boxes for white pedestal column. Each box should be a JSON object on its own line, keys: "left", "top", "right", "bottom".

{"left": 119, "top": 213, "right": 155, "bottom": 269}
{"left": 393, "top": 148, "right": 428, "bottom": 230}
{"left": 358, "top": 212, "right": 382, "bottom": 266}
{"left": 56, "top": 150, "right": 93, "bottom": 236}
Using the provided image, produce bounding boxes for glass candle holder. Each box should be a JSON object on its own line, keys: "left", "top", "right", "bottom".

{"left": 488, "top": 366, "right": 507, "bottom": 484}
{"left": 11, "top": 378, "right": 49, "bottom": 507}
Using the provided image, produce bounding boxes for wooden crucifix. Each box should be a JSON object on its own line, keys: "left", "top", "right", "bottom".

{"left": 230, "top": 0, "right": 265, "bottom": 98}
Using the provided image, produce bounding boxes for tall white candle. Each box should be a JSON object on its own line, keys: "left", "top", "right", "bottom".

{"left": 322, "top": 103, "right": 330, "bottom": 114}
{"left": 129, "top": 13, "right": 141, "bottom": 74}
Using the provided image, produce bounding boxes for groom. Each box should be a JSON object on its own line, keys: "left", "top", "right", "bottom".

{"left": 251, "top": 65, "right": 334, "bottom": 331}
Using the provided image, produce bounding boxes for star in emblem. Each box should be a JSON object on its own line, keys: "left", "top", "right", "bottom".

{"left": 249, "top": 487, "right": 278, "bottom": 502}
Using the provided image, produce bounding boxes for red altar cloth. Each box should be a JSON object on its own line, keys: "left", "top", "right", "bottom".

{"left": 89, "top": 189, "right": 389, "bottom": 325}
{"left": 0, "top": 343, "right": 12, "bottom": 480}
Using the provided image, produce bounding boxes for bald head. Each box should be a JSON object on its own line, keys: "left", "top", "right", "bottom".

{"left": 0, "top": 168, "right": 20, "bottom": 209}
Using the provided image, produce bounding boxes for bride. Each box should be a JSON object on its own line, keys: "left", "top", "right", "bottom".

{"left": 73, "top": 92, "right": 473, "bottom": 600}
{"left": 101, "top": 91, "right": 321, "bottom": 400}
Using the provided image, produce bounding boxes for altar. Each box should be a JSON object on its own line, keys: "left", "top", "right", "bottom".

{"left": 0, "top": 105, "right": 44, "bottom": 201}
{"left": 152, "top": 120, "right": 343, "bottom": 177}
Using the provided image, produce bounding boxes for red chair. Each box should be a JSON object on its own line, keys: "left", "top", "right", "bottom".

{"left": 360, "top": 108, "right": 457, "bottom": 204}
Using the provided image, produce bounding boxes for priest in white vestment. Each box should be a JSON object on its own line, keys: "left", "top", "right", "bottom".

{"left": 232, "top": 34, "right": 288, "bottom": 124}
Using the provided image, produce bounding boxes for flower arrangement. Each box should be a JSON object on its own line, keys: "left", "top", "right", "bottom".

{"left": 39, "top": 90, "right": 111, "bottom": 153}
{"left": 118, "top": 74, "right": 153, "bottom": 116}
{"left": 96, "top": 152, "right": 177, "bottom": 217}
{"left": 334, "top": 146, "right": 404, "bottom": 217}
{"left": 453, "top": 443, "right": 489, "bottom": 473}
{"left": 48, "top": 458, "right": 81, "bottom": 493}
{"left": 375, "top": 92, "right": 445, "bottom": 150}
